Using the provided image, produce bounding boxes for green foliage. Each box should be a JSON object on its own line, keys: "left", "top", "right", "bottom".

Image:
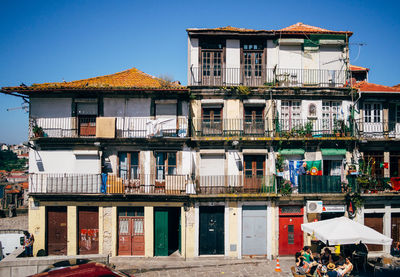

{"left": 0, "top": 150, "right": 27, "bottom": 171}
{"left": 279, "top": 180, "right": 292, "bottom": 195}
{"left": 275, "top": 154, "right": 284, "bottom": 172}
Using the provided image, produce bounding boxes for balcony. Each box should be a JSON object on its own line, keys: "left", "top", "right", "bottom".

{"left": 356, "top": 120, "right": 400, "bottom": 139}
{"left": 189, "top": 67, "right": 347, "bottom": 87}
{"left": 29, "top": 173, "right": 190, "bottom": 195}
{"left": 29, "top": 116, "right": 189, "bottom": 139}
{"left": 196, "top": 175, "right": 277, "bottom": 194}
{"left": 192, "top": 118, "right": 355, "bottom": 138}
{"left": 297, "top": 175, "right": 344, "bottom": 194}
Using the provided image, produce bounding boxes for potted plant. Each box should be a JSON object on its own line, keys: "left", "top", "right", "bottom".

{"left": 33, "top": 125, "right": 44, "bottom": 138}
{"left": 305, "top": 121, "right": 313, "bottom": 138}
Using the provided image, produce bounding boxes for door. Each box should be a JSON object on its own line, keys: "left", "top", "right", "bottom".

{"left": 242, "top": 206, "right": 267, "bottom": 255}
{"left": 244, "top": 155, "right": 265, "bottom": 192}
{"left": 202, "top": 107, "right": 222, "bottom": 136}
{"left": 281, "top": 100, "right": 301, "bottom": 133}
{"left": 392, "top": 213, "right": 400, "bottom": 244}
{"left": 202, "top": 51, "right": 222, "bottom": 86}
{"left": 364, "top": 213, "right": 384, "bottom": 251}
{"left": 279, "top": 215, "right": 303, "bottom": 255}
{"left": 118, "top": 217, "right": 145, "bottom": 256}
{"left": 363, "top": 103, "right": 383, "bottom": 136}
{"left": 47, "top": 206, "right": 67, "bottom": 255}
{"left": 77, "top": 101, "right": 97, "bottom": 137}
{"left": 242, "top": 45, "right": 264, "bottom": 86}
{"left": 154, "top": 208, "right": 168, "bottom": 256}
{"left": 244, "top": 106, "right": 264, "bottom": 136}
{"left": 78, "top": 207, "right": 99, "bottom": 255}
{"left": 199, "top": 206, "right": 224, "bottom": 255}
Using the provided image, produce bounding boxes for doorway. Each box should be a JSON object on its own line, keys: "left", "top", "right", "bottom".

{"left": 154, "top": 207, "right": 181, "bottom": 256}
{"left": 78, "top": 207, "right": 99, "bottom": 254}
{"left": 47, "top": 206, "right": 67, "bottom": 255}
{"left": 199, "top": 206, "right": 225, "bottom": 255}
{"left": 118, "top": 207, "right": 144, "bottom": 256}
{"left": 242, "top": 206, "right": 267, "bottom": 255}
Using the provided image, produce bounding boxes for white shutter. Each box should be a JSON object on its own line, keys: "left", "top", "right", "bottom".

{"left": 199, "top": 154, "right": 225, "bottom": 176}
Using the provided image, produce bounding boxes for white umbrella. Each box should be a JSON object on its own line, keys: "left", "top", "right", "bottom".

{"left": 301, "top": 216, "right": 392, "bottom": 246}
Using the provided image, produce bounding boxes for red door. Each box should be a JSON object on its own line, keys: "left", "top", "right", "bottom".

{"left": 78, "top": 207, "right": 99, "bottom": 254}
{"left": 118, "top": 216, "right": 145, "bottom": 255}
{"left": 364, "top": 213, "right": 384, "bottom": 251}
{"left": 279, "top": 206, "right": 304, "bottom": 255}
{"left": 47, "top": 206, "right": 67, "bottom": 255}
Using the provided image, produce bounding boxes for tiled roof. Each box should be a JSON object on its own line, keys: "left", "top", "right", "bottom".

{"left": 277, "top": 22, "right": 352, "bottom": 36}
{"left": 353, "top": 81, "right": 400, "bottom": 92}
{"left": 393, "top": 84, "right": 400, "bottom": 89}
{"left": 2, "top": 67, "right": 183, "bottom": 91}
{"left": 350, "top": 65, "right": 369, "bottom": 72}
{"left": 187, "top": 26, "right": 260, "bottom": 32}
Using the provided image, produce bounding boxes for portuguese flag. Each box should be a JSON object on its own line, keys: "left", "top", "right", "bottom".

{"left": 306, "top": 160, "right": 322, "bottom": 176}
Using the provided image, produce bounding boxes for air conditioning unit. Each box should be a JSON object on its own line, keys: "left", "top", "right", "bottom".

{"left": 307, "top": 201, "right": 323, "bottom": 213}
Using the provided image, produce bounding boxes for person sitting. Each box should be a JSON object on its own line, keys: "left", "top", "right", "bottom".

{"left": 326, "top": 263, "right": 338, "bottom": 277}
{"left": 321, "top": 248, "right": 333, "bottom": 266}
{"left": 391, "top": 241, "right": 400, "bottom": 257}
{"left": 303, "top": 246, "right": 315, "bottom": 263}
{"left": 336, "top": 257, "right": 353, "bottom": 277}
{"left": 296, "top": 251, "right": 311, "bottom": 275}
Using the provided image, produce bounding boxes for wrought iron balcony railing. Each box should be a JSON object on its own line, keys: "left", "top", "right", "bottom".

{"left": 356, "top": 120, "right": 400, "bottom": 139}
{"left": 189, "top": 66, "right": 347, "bottom": 87}
{"left": 29, "top": 116, "right": 189, "bottom": 139}
{"left": 192, "top": 118, "right": 355, "bottom": 138}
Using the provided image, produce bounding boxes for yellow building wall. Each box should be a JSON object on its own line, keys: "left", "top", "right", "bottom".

{"left": 144, "top": 206, "right": 154, "bottom": 257}
{"left": 111, "top": 206, "right": 117, "bottom": 256}
{"left": 99, "top": 206, "right": 104, "bottom": 254}
{"left": 228, "top": 202, "right": 239, "bottom": 257}
{"left": 226, "top": 99, "right": 241, "bottom": 119}
{"left": 67, "top": 206, "right": 77, "bottom": 255}
{"left": 182, "top": 206, "right": 197, "bottom": 258}
{"left": 28, "top": 198, "right": 45, "bottom": 257}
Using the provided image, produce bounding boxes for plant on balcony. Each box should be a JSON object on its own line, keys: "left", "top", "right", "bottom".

{"left": 304, "top": 121, "right": 313, "bottom": 137}
{"left": 32, "top": 125, "right": 44, "bottom": 138}
{"left": 278, "top": 179, "right": 292, "bottom": 195}
{"left": 275, "top": 154, "right": 284, "bottom": 174}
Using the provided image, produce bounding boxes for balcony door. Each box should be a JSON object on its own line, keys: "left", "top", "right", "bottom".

{"left": 76, "top": 101, "right": 97, "bottom": 137}
{"left": 280, "top": 100, "right": 301, "bottom": 132}
{"left": 242, "top": 43, "right": 264, "bottom": 86}
{"left": 202, "top": 107, "right": 222, "bottom": 136}
{"left": 363, "top": 103, "right": 382, "bottom": 136}
{"left": 244, "top": 106, "right": 264, "bottom": 136}
{"left": 322, "top": 101, "right": 341, "bottom": 135}
{"left": 244, "top": 155, "right": 265, "bottom": 193}
{"left": 201, "top": 51, "right": 222, "bottom": 86}
{"left": 155, "top": 152, "right": 176, "bottom": 192}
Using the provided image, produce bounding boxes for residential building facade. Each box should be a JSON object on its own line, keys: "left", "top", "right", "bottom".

{"left": 1, "top": 22, "right": 400, "bottom": 259}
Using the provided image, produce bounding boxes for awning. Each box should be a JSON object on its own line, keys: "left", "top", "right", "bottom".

{"left": 321, "top": 148, "right": 346, "bottom": 156}
{"left": 279, "top": 149, "right": 305, "bottom": 155}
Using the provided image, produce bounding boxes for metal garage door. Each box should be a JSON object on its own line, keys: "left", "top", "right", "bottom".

{"left": 242, "top": 206, "right": 267, "bottom": 255}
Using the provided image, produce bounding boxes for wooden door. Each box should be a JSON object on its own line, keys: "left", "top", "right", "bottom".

{"left": 244, "top": 106, "right": 264, "bottom": 136}
{"left": 118, "top": 216, "right": 145, "bottom": 256}
{"left": 47, "top": 206, "right": 67, "bottom": 255}
{"left": 279, "top": 215, "right": 303, "bottom": 255}
{"left": 244, "top": 155, "right": 265, "bottom": 193}
{"left": 391, "top": 213, "right": 400, "bottom": 245}
{"left": 78, "top": 207, "right": 99, "bottom": 255}
{"left": 201, "top": 51, "right": 222, "bottom": 86}
{"left": 78, "top": 115, "right": 96, "bottom": 136}
{"left": 364, "top": 213, "right": 384, "bottom": 251}
{"left": 154, "top": 208, "right": 168, "bottom": 256}
{"left": 199, "top": 206, "right": 224, "bottom": 255}
{"left": 202, "top": 107, "right": 222, "bottom": 136}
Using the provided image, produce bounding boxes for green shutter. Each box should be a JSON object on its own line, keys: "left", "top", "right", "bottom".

{"left": 321, "top": 148, "right": 346, "bottom": 156}
{"left": 278, "top": 149, "right": 305, "bottom": 155}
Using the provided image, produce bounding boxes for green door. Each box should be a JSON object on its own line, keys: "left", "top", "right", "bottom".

{"left": 154, "top": 208, "right": 168, "bottom": 256}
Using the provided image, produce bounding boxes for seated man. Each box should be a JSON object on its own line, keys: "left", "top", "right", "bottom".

{"left": 326, "top": 263, "right": 338, "bottom": 277}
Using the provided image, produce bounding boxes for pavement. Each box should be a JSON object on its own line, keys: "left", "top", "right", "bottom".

{"left": 112, "top": 256, "right": 294, "bottom": 277}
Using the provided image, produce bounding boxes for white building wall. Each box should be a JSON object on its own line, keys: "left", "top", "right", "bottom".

{"left": 279, "top": 45, "right": 302, "bottom": 69}
{"left": 303, "top": 50, "right": 320, "bottom": 70}
{"left": 29, "top": 149, "right": 100, "bottom": 174}
{"left": 188, "top": 37, "right": 199, "bottom": 85}
{"left": 320, "top": 46, "right": 345, "bottom": 71}
{"left": 30, "top": 98, "right": 72, "bottom": 118}
{"left": 227, "top": 150, "right": 241, "bottom": 175}
{"left": 266, "top": 40, "right": 278, "bottom": 69}
{"left": 226, "top": 39, "right": 240, "bottom": 85}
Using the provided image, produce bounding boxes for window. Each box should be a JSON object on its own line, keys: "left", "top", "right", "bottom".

{"left": 118, "top": 152, "right": 139, "bottom": 179}
{"left": 242, "top": 42, "right": 264, "bottom": 83}
{"left": 76, "top": 100, "right": 98, "bottom": 137}
{"left": 308, "top": 104, "right": 316, "bottom": 117}
{"left": 244, "top": 106, "right": 264, "bottom": 135}
{"left": 244, "top": 155, "right": 264, "bottom": 176}
{"left": 200, "top": 40, "right": 224, "bottom": 79}
{"left": 281, "top": 100, "right": 301, "bottom": 130}
{"left": 364, "top": 103, "right": 382, "bottom": 123}
{"left": 322, "top": 101, "right": 341, "bottom": 131}
{"left": 155, "top": 152, "right": 177, "bottom": 180}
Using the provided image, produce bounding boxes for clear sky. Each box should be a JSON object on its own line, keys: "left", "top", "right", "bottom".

{"left": 1, "top": 0, "right": 399, "bottom": 144}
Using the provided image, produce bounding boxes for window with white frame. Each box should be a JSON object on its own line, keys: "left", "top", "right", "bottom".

{"left": 281, "top": 100, "right": 301, "bottom": 130}
{"left": 364, "top": 103, "right": 382, "bottom": 123}
{"left": 322, "top": 101, "right": 341, "bottom": 131}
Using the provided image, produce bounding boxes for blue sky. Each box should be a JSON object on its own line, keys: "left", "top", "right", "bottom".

{"left": 1, "top": 0, "right": 399, "bottom": 144}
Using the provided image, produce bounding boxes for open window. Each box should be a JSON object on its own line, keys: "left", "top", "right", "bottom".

{"left": 76, "top": 99, "right": 98, "bottom": 136}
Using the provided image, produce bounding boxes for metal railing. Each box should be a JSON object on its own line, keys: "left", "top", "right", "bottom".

{"left": 192, "top": 118, "right": 354, "bottom": 138}
{"left": 356, "top": 120, "right": 400, "bottom": 139}
{"left": 196, "top": 175, "right": 277, "bottom": 194}
{"left": 189, "top": 67, "right": 347, "bottom": 87}
{"left": 29, "top": 116, "right": 189, "bottom": 139}
{"left": 298, "top": 175, "right": 343, "bottom": 193}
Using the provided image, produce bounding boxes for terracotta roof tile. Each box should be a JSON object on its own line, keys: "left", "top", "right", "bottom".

{"left": 350, "top": 65, "right": 369, "bottom": 72}
{"left": 3, "top": 67, "right": 183, "bottom": 91}
{"left": 187, "top": 26, "right": 261, "bottom": 33}
{"left": 353, "top": 81, "right": 400, "bottom": 92}
{"left": 393, "top": 84, "right": 400, "bottom": 89}
{"left": 277, "top": 22, "right": 352, "bottom": 36}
